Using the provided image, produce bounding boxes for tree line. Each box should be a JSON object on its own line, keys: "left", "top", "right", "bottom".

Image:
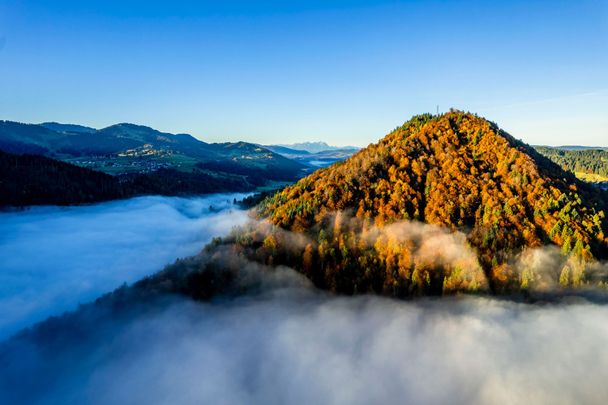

{"left": 0, "top": 150, "right": 252, "bottom": 207}
{"left": 535, "top": 147, "right": 608, "bottom": 179}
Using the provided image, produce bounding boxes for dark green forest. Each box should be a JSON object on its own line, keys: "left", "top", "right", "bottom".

{"left": 536, "top": 147, "right": 608, "bottom": 180}
{"left": 0, "top": 151, "right": 251, "bottom": 207}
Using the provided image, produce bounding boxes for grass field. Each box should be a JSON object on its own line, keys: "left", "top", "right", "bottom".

{"left": 63, "top": 153, "right": 200, "bottom": 175}
{"left": 575, "top": 172, "right": 608, "bottom": 183}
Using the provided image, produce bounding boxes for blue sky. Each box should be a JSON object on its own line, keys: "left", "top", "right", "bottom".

{"left": 0, "top": 0, "right": 606, "bottom": 146}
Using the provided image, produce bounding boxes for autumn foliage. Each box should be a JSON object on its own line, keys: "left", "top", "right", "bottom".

{"left": 248, "top": 111, "right": 608, "bottom": 295}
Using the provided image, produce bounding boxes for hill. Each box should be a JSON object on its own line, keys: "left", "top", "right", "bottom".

{"left": 264, "top": 145, "right": 311, "bottom": 156}
{"left": 0, "top": 150, "right": 250, "bottom": 207}
{"left": 0, "top": 121, "right": 66, "bottom": 155}
{"left": 39, "top": 122, "right": 97, "bottom": 134}
{"left": 0, "top": 150, "right": 126, "bottom": 206}
{"left": 244, "top": 112, "right": 608, "bottom": 296}
{"left": 0, "top": 120, "right": 305, "bottom": 186}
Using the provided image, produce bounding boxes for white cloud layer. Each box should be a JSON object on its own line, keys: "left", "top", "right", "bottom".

{"left": 2, "top": 197, "right": 608, "bottom": 405}
{"left": 0, "top": 194, "right": 249, "bottom": 339}
{"left": 1, "top": 269, "right": 608, "bottom": 405}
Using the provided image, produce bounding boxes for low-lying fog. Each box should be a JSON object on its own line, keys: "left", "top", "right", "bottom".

{"left": 1, "top": 268, "right": 607, "bottom": 405}
{"left": 0, "top": 194, "right": 249, "bottom": 339}
{"left": 2, "top": 197, "right": 608, "bottom": 404}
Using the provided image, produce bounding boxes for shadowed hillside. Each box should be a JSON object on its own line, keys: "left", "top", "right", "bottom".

{"left": 0, "top": 150, "right": 250, "bottom": 206}
{"left": 535, "top": 146, "right": 608, "bottom": 184}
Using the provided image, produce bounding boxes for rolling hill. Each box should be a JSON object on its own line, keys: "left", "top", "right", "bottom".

{"left": 0, "top": 120, "right": 305, "bottom": 186}
{"left": 0, "top": 150, "right": 126, "bottom": 206}
{"left": 0, "top": 150, "right": 251, "bottom": 207}
{"left": 40, "top": 122, "right": 97, "bottom": 134}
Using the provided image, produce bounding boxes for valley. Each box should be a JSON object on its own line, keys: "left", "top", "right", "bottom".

{"left": 3, "top": 2, "right": 607, "bottom": 404}
{"left": 0, "top": 120, "right": 306, "bottom": 192}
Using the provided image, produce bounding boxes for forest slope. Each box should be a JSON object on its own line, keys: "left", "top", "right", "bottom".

{"left": 247, "top": 112, "right": 608, "bottom": 295}
{"left": 0, "top": 151, "right": 250, "bottom": 207}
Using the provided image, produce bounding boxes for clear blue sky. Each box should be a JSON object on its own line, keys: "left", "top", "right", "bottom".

{"left": 0, "top": 0, "right": 606, "bottom": 146}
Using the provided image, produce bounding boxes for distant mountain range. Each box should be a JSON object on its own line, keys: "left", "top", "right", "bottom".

{"left": 0, "top": 120, "right": 306, "bottom": 191}
{"left": 554, "top": 145, "right": 608, "bottom": 151}
{"left": 532, "top": 145, "right": 608, "bottom": 153}
{"left": 0, "top": 120, "right": 368, "bottom": 206}
{"left": 276, "top": 141, "right": 360, "bottom": 154}
{"left": 3, "top": 118, "right": 606, "bottom": 208}
{"left": 265, "top": 142, "right": 360, "bottom": 169}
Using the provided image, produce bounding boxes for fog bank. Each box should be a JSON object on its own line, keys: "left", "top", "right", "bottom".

{"left": 2, "top": 268, "right": 608, "bottom": 405}
{"left": 0, "top": 194, "right": 249, "bottom": 339}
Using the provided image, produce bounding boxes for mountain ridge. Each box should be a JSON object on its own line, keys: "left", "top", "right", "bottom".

{"left": 0, "top": 120, "right": 305, "bottom": 186}
{"left": 40, "top": 122, "right": 97, "bottom": 134}
{"left": 277, "top": 141, "right": 359, "bottom": 154}
{"left": 265, "top": 143, "right": 360, "bottom": 169}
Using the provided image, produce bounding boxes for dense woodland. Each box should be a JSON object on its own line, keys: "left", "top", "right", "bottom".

{"left": 195, "top": 160, "right": 296, "bottom": 187}
{"left": 224, "top": 112, "right": 608, "bottom": 296}
{"left": 535, "top": 147, "right": 608, "bottom": 179}
{"left": 0, "top": 151, "right": 125, "bottom": 206}
{"left": 0, "top": 151, "right": 251, "bottom": 207}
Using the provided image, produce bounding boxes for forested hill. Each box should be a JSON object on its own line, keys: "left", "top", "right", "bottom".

{"left": 0, "top": 150, "right": 250, "bottom": 207}
{"left": 247, "top": 112, "right": 608, "bottom": 295}
{"left": 0, "top": 150, "right": 125, "bottom": 206}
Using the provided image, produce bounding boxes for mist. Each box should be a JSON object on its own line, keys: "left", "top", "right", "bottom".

{"left": 3, "top": 204, "right": 608, "bottom": 404}
{"left": 0, "top": 194, "right": 249, "bottom": 339}
{"left": 2, "top": 265, "right": 608, "bottom": 405}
